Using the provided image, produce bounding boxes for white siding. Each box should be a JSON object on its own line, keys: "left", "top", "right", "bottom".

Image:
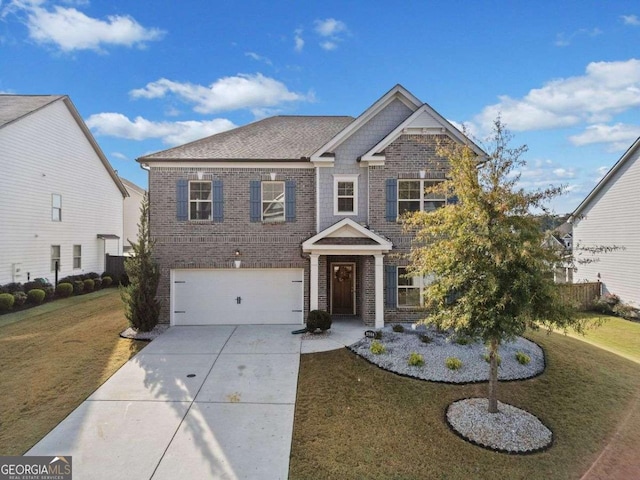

{"left": 572, "top": 146, "right": 640, "bottom": 306}
{"left": 0, "top": 100, "right": 124, "bottom": 284}
{"left": 123, "top": 181, "right": 145, "bottom": 253}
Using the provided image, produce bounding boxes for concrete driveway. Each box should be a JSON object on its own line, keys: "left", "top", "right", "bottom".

{"left": 27, "top": 325, "right": 303, "bottom": 480}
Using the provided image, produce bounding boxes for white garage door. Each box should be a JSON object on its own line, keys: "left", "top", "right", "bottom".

{"left": 171, "top": 268, "right": 304, "bottom": 325}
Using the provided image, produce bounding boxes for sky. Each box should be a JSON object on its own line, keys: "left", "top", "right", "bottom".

{"left": 1, "top": 0, "right": 639, "bottom": 214}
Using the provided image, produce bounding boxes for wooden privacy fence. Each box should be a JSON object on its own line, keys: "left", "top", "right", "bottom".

{"left": 105, "top": 254, "right": 127, "bottom": 282}
{"left": 556, "top": 282, "right": 601, "bottom": 311}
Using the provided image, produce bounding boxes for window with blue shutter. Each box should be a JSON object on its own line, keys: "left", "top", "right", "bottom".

{"left": 176, "top": 179, "right": 188, "bottom": 221}
{"left": 385, "top": 178, "right": 397, "bottom": 222}
{"left": 285, "top": 180, "right": 296, "bottom": 222}
{"left": 385, "top": 265, "right": 397, "bottom": 308}
{"left": 212, "top": 180, "right": 224, "bottom": 222}
{"left": 250, "top": 181, "right": 261, "bottom": 222}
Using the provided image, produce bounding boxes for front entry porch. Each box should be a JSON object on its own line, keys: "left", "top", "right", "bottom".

{"left": 302, "top": 219, "right": 393, "bottom": 328}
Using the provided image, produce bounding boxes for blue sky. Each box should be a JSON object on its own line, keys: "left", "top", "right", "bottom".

{"left": 1, "top": 0, "right": 639, "bottom": 213}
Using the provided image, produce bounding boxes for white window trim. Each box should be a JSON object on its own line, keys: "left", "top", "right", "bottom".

{"left": 73, "top": 245, "right": 82, "bottom": 270}
{"left": 52, "top": 194, "right": 62, "bottom": 222}
{"left": 188, "top": 181, "right": 212, "bottom": 221}
{"left": 397, "top": 179, "right": 446, "bottom": 218}
{"left": 333, "top": 174, "right": 359, "bottom": 216}
{"left": 397, "top": 266, "right": 433, "bottom": 308}
{"left": 51, "top": 245, "right": 61, "bottom": 272}
{"left": 261, "top": 181, "right": 285, "bottom": 223}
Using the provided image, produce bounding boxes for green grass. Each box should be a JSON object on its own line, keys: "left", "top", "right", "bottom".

{"left": 290, "top": 328, "right": 640, "bottom": 479}
{"left": 0, "top": 290, "right": 146, "bottom": 454}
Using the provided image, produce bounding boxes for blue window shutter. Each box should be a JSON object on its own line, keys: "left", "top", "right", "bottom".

{"left": 176, "top": 179, "right": 188, "bottom": 221}
{"left": 285, "top": 180, "right": 296, "bottom": 222}
{"left": 385, "top": 178, "right": 397, "bottom": 221}
{"left": 385, "top": 265, "right": 397, "bottom": 308}
{"left": 448, "top": 194, "right": 459, "bottom": 205}
{"left": 250, "top": 181, "right": 261, "bottom": 222}
{"left": 212, "top": 180, "right": 223, "bottom": 222}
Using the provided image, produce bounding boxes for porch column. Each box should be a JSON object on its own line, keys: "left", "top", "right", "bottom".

{"left": 310, "top": 254, "right": 319, "bottom": 311}
{"left": 374, "top": 254, "right": 384, "bottom": 328}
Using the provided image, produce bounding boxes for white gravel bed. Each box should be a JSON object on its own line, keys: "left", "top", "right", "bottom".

{"left": 120, "top": 324, "right": 169, "bottom": 341}
{"left": 447, "top": 398, "right": 553, "bottom": 453}
{"left": 348, "top": 324, "right": 544, "bottom": 383}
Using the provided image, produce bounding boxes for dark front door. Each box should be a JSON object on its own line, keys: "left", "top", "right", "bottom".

{"left": 331, "top": 263, "right": 355, "bottom": 314}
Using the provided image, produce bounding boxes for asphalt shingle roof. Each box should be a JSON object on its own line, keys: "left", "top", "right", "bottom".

{"left": 0, "top": 95, "right": 64, "bottom": 129}
{"left": 139, "top": 115, "right": 355, "bottom": 161}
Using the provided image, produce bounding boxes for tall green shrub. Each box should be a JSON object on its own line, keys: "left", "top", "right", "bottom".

{"left": 120, "top": 193, "right": 160, "bottom": 332}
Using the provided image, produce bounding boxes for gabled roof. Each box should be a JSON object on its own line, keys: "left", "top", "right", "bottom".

{"left": 360, "top": 103, "right": 486, "bottom": 163}
{"left": 302, "top": 218, "right": 392, "bottom": 254}
{"left": 0, "top": 94, "right": 128, "bottom": 198}
{"left": 138, "top": 116, "right": 354, "bottom": 162}
{"left": 571, "top": 136, "right": 640, "bottom": 220}
{"left": 310, "top": 84, "right": 422, "bottom": 162}
{"left": 120, "top": 177, "right": 147, "bottom": 196}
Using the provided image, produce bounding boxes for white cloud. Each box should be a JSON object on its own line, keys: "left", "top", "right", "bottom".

{"left": 86, "top": 112, "right": 236, "bottom": 145}
{"left": 313, "top": 18, "right": 348, "bottom": 50}
{"left": 554, "top": 28, "right": 602, "bottom": 47}
{"left": 514, "top": 158, "right": 578, "bottom": 191}
{"left": 245, "top": 51, "right": 272, "bottom": 66}
{"left": 621, "top": 14, "right": 640, "bottom": 26}
{"left": 293, "top": 28, "right": 304, "bottom": 52}
{"left": 7, "top": 1, "right": 164, "bottom": 52}
{"left": 568, "top": 123, "right": 640, "bottom": 150}
{"left": 130, "top": 73, "right": 312, "bottom": 114}
{"left": 111, "top": 151, "right": 128, "bottom": 161}
{"left": 474, "top": 59, "right": 640, "bottom": 133}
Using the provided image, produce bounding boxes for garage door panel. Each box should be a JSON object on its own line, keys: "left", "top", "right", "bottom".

{"left": 172, "top": 269, "right": 303, "bottom": 325}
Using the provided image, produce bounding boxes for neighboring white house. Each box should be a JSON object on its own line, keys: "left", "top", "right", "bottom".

{"left": 120, "top": 177, "right": 146, "bottom": 255}
{"left": 0, "top": 95, "right": 128, "bottom": 285}
{"left": 570, "top": 137, "right": 640, "bottom": 307}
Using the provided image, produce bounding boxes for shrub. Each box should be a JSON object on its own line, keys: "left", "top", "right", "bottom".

{"left": 83, "top": 279, "right": 95, "bottom": 293}
{"left": 453, "top": 335, "right": 471, "bottom": 345}
{"left": 392, "top": 324, "right": 405, "bottom": 333}
{"left": 370, "top": 340, "right": 386, "bottom": 354}
{"left": 419, "top": 334, "right": 432, "bottom": 344}
{"left": 515, "top": 352, "right": 531, "bottom": 365}
{"left": 87, "top": 272, "right": 100, "bottom": 279}
{"left": 101, "top": 276, "right": 113, "bottom": 288}
{"left": 0, "top": 293, "right": 15, "bottom": 311}
{"left": 482, "top": 352, "right": 502, "bottom": 366}
{"left": 56, "top": 282, "right": 74, "bottom": 298}
{"left": 374, "top": 330, "right": 383, "bottom": 340}
{"left": 445, "top": 357, "right": 462, "bottom": 370}
{"left": 73, "top": 280, "right": 84, "bottom": 295}
{"left": 23, "top": 278, "right": 50, "bottom": 292}
{"left": 1, "top": 282, "right": 23, "bottom": 294}
{"left": 13, "top": 291, "right": 27, "bottom": 306}
{"left": 27, "top": 289, "right": 46, "bottom": 305}
{"left": 408, "top": 352, "right": 424, "bottom": 366}
{"left": 42, "top": 285, "right": 55, "bottom": 299}
{"left": 306, "top": 310, "right": 332, "bottom": 332}
{"left": 93, "top": 277, "right": 103, "bottom": 290}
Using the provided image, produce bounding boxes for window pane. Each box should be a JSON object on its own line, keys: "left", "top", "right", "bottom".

{"left": 190, "top": 182, "right": 211, "bottom": 200}
{"left": 398, "top": 201, "right": 420, "bottom": 215}
{"left": 262, "top": 182, "right": 284, "bottom": 201}
{"left": 337, "top": 197, "right": 354, "bottom": 212}
{"left": 52, "top": 208, "right": 61, "bottom": 221}
{"left": 398, "top": 288, "right": 420, "bottom": 306}
{"left": 262, "top": 201, "right": 284, "bottom": 222}
{"left": 398, "top": 181, "right": 420, "bottom": 200}
{"left": 424, "top": 201, "right": 445, "bottom": 212}
{"left": 191, "top": 202, "right": 211, "bottom": 220}
{"left": 338, "top": 182, "right": 354, "bottom": 196}
{"left": 52, "top": 194, "right": 61, "bottom": 208}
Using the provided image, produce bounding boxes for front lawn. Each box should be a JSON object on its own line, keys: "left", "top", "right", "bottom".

{"left": 290, "top": 328, "right": 640, "bottom": 479}
{"left": 565, "top": 313, "right": 640, "bottom": 363}
{"left": 0, "top": 290, "right": 146, "bottom": 454}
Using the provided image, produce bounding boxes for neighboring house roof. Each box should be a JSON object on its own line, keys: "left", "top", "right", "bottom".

{"left": 571, "top": 136, "right": 640, "bottom": 220}
{"left": 138, "top": 116, "right": 354, "bottom": 162}
{"left": 0, "top": 94, "right": 128, "bottom": 198}
{"left": 120, "top": 177, "right": 147, "bottom": 196}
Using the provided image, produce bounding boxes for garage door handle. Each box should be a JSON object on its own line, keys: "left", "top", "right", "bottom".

{"left": 236, "top": 296, "right": 242, "bottom": 304}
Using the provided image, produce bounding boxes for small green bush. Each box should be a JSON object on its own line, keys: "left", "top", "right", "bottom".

{"left": 419, "top": 333, "right": 432, "bottom": 344}
{"left": 374, "top": 330, "right": 383, "bottom": 340}
{"left": 73, "top": 280, "right": 84, "bottom": 295}
{"left": 482, "top": 352, "right": 501, "bottom": 365}
{"left": 306, "top": 310, "right": 332, "bottom": 332}
{"left": 515, "top": 352, "right": 531, "bottom": 365}
{"left": 13, "top": 291, "right": 27, "bottom": 306}
{"left": 101, "top": 276, "right": 113, "bottom": 288}
{"left": 370, "top": 340, "right": 386, "bottom": 354}
{"left": 0, "top": 293, "right": 15, "bottom": 311}
{"left": 56, "top": 282, "right": 74, "bottom": 298}
{"left": 392, "top": 324, "right": 405, "bottom": 333}
{"left": 93, "top": 277, "right": 103, "bottom": 290}
{"left": 27, "top": 289, "right": 46, "bottom": 305}
{"left": 408, "top": 352, "right": 424, "bottom": 366}
{"left": 83, "top": 279, "right": 95, "bottom": 293}
{"left": 445, "top": 357, "right": 462, "bottom": 370}
{"left": 453, "top": 335, "right": 471, "bottom": 345}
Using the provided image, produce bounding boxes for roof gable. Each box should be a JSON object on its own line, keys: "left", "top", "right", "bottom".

{"left": 310, "top": 84, "right": 422, "bottom": 162}
{"left": 302, "top": 218, "right": 392, "bottom": 253}
{"left": 571, "top": 136, "right": 640, "bottom": 220}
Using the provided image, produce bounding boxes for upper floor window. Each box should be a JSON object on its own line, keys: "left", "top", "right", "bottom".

{"left": 262, "top": 181, "right": 285, "bottom": 223}
{"left": 51, "top": 245, "right": 61, "bottom": 272}
{"left": 333, "top": 175, "right": 358, "bottom": 215}
{"left": 52, "top": 194, "right": 62, "bottom": 221}
{"left": 189, "top": 181, "right": 212, "bottom": 220}
{"left": 398, "top": 180, "right": 446, "bottom": 216}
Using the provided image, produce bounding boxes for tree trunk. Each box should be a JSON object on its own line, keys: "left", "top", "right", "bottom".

{"left": 488, "top": 337, "right": 499, "bottom": 413}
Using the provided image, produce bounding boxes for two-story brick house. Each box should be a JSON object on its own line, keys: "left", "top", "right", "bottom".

{"left": 138, "top": 85, "right": 484, "bottom": 327}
